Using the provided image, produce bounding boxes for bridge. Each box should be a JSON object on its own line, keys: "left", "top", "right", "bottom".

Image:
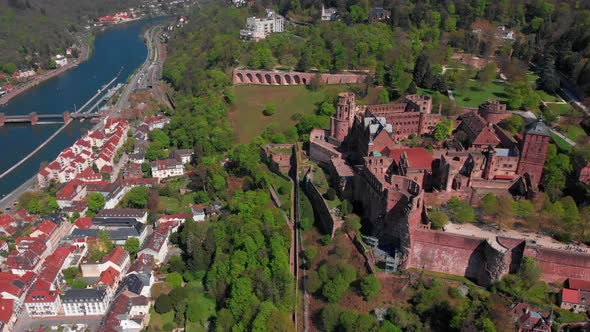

{"left": 0, "top": 112, "right": 100, "bottom": 126}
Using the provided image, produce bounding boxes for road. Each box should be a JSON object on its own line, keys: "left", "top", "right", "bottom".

{"left": 12, "top": 311, "right": 102, "bottom": 332}
{"left": 114, "top": 26, "right": 161, "bottom": 112}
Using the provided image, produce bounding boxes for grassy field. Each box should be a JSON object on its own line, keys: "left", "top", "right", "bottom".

{"left": 453, "top": 80, "right": 508, "bottom": 107}
{"left": 551, "top": 132, "right": 573, "bottom": 153}
{"left": 548, "top": 103, "right": 574, "bottom": 116}
{"left": 230, "top": 84, "right": 379, "bottom": 143}
{"left": 148, "top": 307, "right": 174, "bottom": 331}
{"left": 561, "top": 124, "right": 586, "bottom": 142}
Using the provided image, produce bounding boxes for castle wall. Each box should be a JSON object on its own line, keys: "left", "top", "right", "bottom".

{"left": 233, "top": 69, "right": 369, "bottom": 86}
{"left": 304, "top": 171, "right": 338, "bottom": 236}
{"left": 524, "top": 246, "right": 590, "bottom": 283}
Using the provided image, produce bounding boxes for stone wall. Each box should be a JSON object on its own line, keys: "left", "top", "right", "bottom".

{"left": 304, "top": 170, "right": 338, "bottom": 237}
{"left": 407, "top": 227, "right": 590, "bottom": 285}
{"left": 233, "top": 69, "right": 370, "bottom": 86}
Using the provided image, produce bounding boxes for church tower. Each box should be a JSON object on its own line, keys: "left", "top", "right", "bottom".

{"left": 329, "top": 92, "right": 356, "bottom": 144}
{"left": 517, "top": 119, "right": 551, "bottom": 186}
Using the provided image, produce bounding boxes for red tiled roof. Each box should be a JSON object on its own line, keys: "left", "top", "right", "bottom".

{"left": 25, "top": 282, "right": 59, "bottom": 303}
{"left": 0, "top": 298, "right": 14, "bottom": 324}
{"left": 0, "top": 215, "right": 15, "bottom": 226}
{"left": 56, "top": 179, "right": 83, "bottom": 201}
{"left": 568, "top": 279, "right": 590, "bottom": 292}
{"left": 74, "top": 217, "right": 93, "bottom": 229}
{"left": 388, "top": 147, "right": 434, "bottom": 171}
{"left": 562, "top": 288, "right": 580, "bottom": 304}
{"left": 98, "top": 266, "right": 120, "bottom": 288}
{"left": 103, "top": 247, "right": 127, "bottom": 267}
{"left": 33, "top": 220, "right": 57, "bottom": 237}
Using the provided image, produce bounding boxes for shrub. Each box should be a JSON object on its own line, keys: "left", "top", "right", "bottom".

{"left": 300, "top": 217, "right": 313, "bottom": 231}
{"left": 262, "top": 104, "right": 276, "bottom": 116}
{"left": 325, "top": 188, "right": 337, "bottom": 200}
{"left": 291, "top": 113, "right": 303, "bottom": 121}
{"left": 360, "top": 275, "right": 381, "bottom": 300}
{"left": 155, "top": 294, "right": 173, "bottom": 314}
{"left": 321, "top": 234, "right": 332, "bottom": 245}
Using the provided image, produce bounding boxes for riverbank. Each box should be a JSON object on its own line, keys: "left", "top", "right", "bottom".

{"left": 0, "top": 40, "right": 90, "bottom": 106}
{"left": 0, "top": 23, "right": 163, "bottom": 211}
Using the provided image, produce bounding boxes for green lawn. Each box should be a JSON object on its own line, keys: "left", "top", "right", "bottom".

{"left": 561, "top": 124, "right": 586, "bottom": 142}
{"left": 230, "top": 84, "right": 378, "bottom": 143}
{"left": 558, "top": 308, "right": 587, "bottom": 323}
{"left": 148, "top": 307, "right": 175, "bottom": 331}
{"left": 548, "top": 103, "right": 574, "bottom": 116}
{"left": 536, "top": 89, "right": 561, "bottom": 102}
{"left": 551, "top": 132, "right": 573, "bottom": 153}
{"left": 452, "top": 80, "right": 508, "bottom": 107}
{"left": 159, "top": 196, "right": 180, "bottom": 213}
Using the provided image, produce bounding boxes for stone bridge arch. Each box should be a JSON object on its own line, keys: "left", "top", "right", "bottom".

{"left": 236, "top": 73, "right": 244, "bottom": 83}
{"left": 274, "top": 74, "right": 282, "bottom": 85}
{"left": 265, "top": 74, "right": 272, "bottom": 84}
{"left": 246, "top": 73, "right": 253, "bottom": 83}
{"left": 293, "top": 75, "right": 301, "bottom": 84}
{"left": 284, "top": 75, "right": 292, "bottom": 84}
{"left": 255, "top": 73, "right": 263, "bottom": 84}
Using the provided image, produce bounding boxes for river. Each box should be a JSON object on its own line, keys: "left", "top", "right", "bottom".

{"left": 0, "top": 18, "right": 160, "bottom": 197}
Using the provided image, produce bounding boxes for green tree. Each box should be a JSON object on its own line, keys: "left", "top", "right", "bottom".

{"left": 360, "top": 274, "right": 381, "bottom": 300}
{"left": 480, "top": 193, "right": 498, "bottom": 216}
{"left": 2, "top": 63, "right": 17, "bottom": 74}
{"left": 262, "top": 104, "right": 276, "bottom": 116}
{"left": 543, "top": 144, "right": 572, "bottom": 197}
{"left": 87, "top": 192, "right": 105, "bottom": 214}
{"left": 447, "top": 197, "right": 476, "bottom": 223}
{"left": 149, "top": 129, "right": 170, "bottom": 147}
{"left": 349, "top": 5, "right": 368, "bottom": 23}
{"left": 304, "top": 246, "right": 318, "bottom": 263}
{"left": 429, "top": 210, "right": 449, "bottom": 229}
{"left": 477, "top": 63, "right": 497, "bottom": 86}
{"left": 434, "top": 118, "right": 453, "bottom": 141}
{"left": 122, "top": 187, "right": 149, "bottom": 208}
{"left": 124, "top": 237, "right": 140, "bottom": 256}
{"left": 343, "top": 214, "right": 361, "bottom": 234}
{"left": 323, "top": 274, "right": 351, "bottom": 303}
{"left": 155, "top": 294, "right": 173, "bottom": 314}
{"left": 520, "top": 257, "right": 541, "bottom": 288}
{"left": 166, "top": 271, "right": 183, "bottom": 288}
{"left": 321, "top": 304, "right": 342, "bottom": 332}
{"left": 378, "top": 89, "right": 390, "bottom": 104}
{"left": 498, "top": 115, "right": 525, "bottom": 134}
{"left": 98, "top": 229, "right": 114, "bottom": 253}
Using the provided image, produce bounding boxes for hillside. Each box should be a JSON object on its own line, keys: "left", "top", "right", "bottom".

{"left": 0, "top": 0, "right": 141, "bottom": 67}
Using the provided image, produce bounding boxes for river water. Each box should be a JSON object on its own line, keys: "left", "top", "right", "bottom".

{"left": 0, "top": 19, "right": 159, "bottom": 197}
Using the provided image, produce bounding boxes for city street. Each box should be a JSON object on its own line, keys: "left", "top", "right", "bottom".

{"left": 12, "top": 311, "right": 102, "bottom": 331}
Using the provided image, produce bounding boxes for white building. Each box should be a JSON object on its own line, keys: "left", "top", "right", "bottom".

{"left": 62, "top": 289, "right": 110, "bottom": 316}
{"left": 240, "top": 9, "right": 284, "bottom": 41}
{"left": 138, "top": 228, "right": 169, "bottom": 263}
{"left": 321, "top": 5, "right": 337, "bottom": 21}
{"left": 24, "top": 286, "right": 61, "bottom": 317}
{"left": 55, "top": 54, "right": 68, "bottom": 67}
{"left": 151, "top": 159, "right": 185, "bottom": 179}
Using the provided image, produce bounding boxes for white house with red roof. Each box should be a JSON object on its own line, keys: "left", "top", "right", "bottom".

{"left": 24, "top": 280, "right": 61, "bottom": 317}
{"left": 81, "top": 247, "right": 130, "bottom": 278}
{"left": 191, "top": 204, "right": 206, "bottom": 222}
{"left": 151, "top": 159, "right": 185, "bottom": 179}
{"left": 138, "top": 227, "right": 169, "bottom": 263}
{"left": 143, "top": 115, "right": 169, "bottom": 131}
{"left": 97, "top": 266, "right": 121, "bottom": 298}
{"left": 560, "top": 278, "right": 590, "bottom": 313}
{"left": 56, "top": 180, "right": 87, "bottom": 209}
{"left": 0, "top": 215, "right": 17, "bottom": 237}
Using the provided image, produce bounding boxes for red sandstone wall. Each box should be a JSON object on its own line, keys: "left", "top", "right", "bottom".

{"left": 233, "top": 69, "right": 369, "bottom": 86}
{"left": 525, "top": 246, "right": 590, "bottom": 283}
{"left": 408, "top": 229, "right": 484, "bottom": 277}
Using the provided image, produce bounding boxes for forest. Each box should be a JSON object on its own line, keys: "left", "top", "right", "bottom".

{"left": 156, "top": 0, "right": 590, "bottom": 331}
{"left": 0, "top": 0, "right": 141, "bottom": 67}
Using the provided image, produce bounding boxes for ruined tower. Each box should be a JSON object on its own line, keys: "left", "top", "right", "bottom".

{"left": 517, "top": 119, "right": 551, "bottom": 186}
{"left": 329, "top": 92, "right": 356, "bottom": 145}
